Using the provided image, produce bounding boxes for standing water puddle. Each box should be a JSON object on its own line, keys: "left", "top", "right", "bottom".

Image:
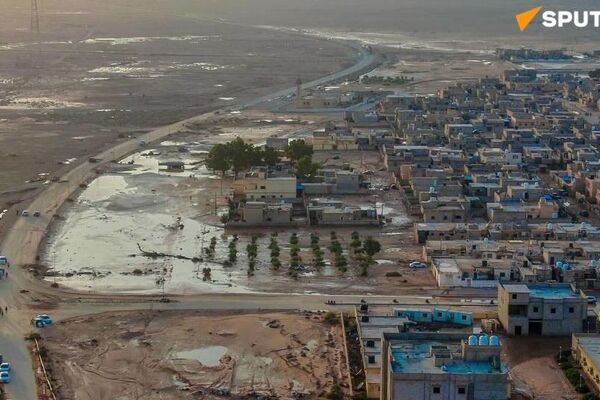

{"left": 175, "top": 346, "right": 228, "bottom": 367}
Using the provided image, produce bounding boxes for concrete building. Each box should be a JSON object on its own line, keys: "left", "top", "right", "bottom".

{"left": 229, "top": 201, "right": 293, "bottom": 226}
{"left": 381, "top": 332, "right": 509, "bottom": 400}
{"left": 306, "top": 198, "right": 379, "bottom": 226}
{"left": 232, "top": 168, "right": 297, "bottom": 201}
{"left": 572, "top": 334, "right": 600, "bottom": 394}
{"left": 498, "top": 283, "right": 587, "bottom": 336}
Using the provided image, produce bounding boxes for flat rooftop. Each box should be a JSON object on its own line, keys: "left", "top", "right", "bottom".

{"left": 504, "top": 284, "right": 580, "bottom": 299}
{"left": 574, "top": 335, "right": 600, "bottom": 370}
{"left": 529, "top": 286, "right": 579, "bottom": 299}
{"left": 390, "top": 341, "right": 507, "bottom": 375}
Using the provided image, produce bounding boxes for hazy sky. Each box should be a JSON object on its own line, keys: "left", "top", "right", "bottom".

{"left": 1, "top": 0, "right": 599, "bottom": 45}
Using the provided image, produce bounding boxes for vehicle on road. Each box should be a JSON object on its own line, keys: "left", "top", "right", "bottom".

{"left": 33, "top": 211, "right": 41, "bottom": 217}
{"left": 32, "top": 314, "right": 53, "bottom": 328}
{"left": 21, "top": 210, "right": 30, "bottom": 216}
{"left": 0, "top": 363, "right": 11, "bottom": 373}
{"left": 0, "top": 371, "right": 10, "bottom": 384}
{"left": 0, "top": 256, "right": 7, "bottom": 266}
{"left": 587, "top": 295, "right": 597, "bottom": 305}
{"left": 409, "top": 261, "right": 427, "bottom": 269}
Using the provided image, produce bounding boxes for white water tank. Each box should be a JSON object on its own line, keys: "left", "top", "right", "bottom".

{"left": 468, "top": 335, "right": 478, "bottom": 346}
{"left": 490, "top": 336, "right": 500, "bottom": 346}
{"left": 478, "top": 335, "right": 489, "bottom": 346}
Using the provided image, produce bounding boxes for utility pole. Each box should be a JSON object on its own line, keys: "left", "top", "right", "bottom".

{"left": 30, "top": 0, "right": 40, "bottom": 33}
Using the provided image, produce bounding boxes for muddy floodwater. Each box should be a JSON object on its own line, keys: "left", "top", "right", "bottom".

{"left": 43, "top": 138, "right": 418, "bottom": 295}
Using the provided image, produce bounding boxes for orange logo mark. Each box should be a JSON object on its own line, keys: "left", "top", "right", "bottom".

{"left": 516, "top": 6, "right": 543, "bottom": 31}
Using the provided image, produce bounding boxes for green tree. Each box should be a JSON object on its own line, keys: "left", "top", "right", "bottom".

{"left": 296, "top": 155, "right": 320, "bottom": 179}
{"left": 228, "top": 137, "right": 254, "bottom": 174}
{"left": 286, "top": 139, "right": 313, "bottom": 161}
{"left": 363, "top": 237, "right": 382, "bottom": 257}
{"left": 205, "top": 143, "right": 231, "bottom": 175}
{"left": 262, "top": 146, "right": 280, "bottom": 166}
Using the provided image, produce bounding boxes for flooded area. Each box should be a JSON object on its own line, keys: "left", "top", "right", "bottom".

{"left": 41, "top": 114, "right": 428, "bottom": 296}
{"left": 174, "top": 346, "right": 228, "bottom": 367}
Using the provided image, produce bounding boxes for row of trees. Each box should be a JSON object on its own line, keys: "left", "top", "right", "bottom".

{"left": 217, "top": 232, "right": 381, "bottom": 276}
{"left": 205, "top": 137, "right": 314, "bottom": 176}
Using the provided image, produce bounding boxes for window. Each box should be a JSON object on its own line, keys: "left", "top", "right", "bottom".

{"left": 366, "top": 340, "right": 375, "bottom": 348}
{"left": 551, "top": 308, "right": 556, "bottom": 314}
{"left": 512, "top": 294, "right": 517, "bottom": 300}
{"left": 260, "top": 186, "right": 266, "bottom": 189}
{"left": 533, "top": 306, "right": 539, "bottom": 312}
{"left": 367, "top": 355, "right": 375, "bottom": 364}
{"left": 569, "top": 307, "right": 574, "bottom": 313}
{"left": 462, "top": 315, "right": 467, "bottom": 320}
{"left": 432, "top": 386, "right": 441, "bottom": 394}
{"left": 458, "top": 387, "right": 466, "bottom": 395}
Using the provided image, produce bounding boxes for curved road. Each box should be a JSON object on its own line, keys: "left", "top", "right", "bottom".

{"left": 0, "top": 38, "right": 383, "bottom": 400}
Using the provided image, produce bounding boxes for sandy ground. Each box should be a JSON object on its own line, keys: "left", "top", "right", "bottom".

{"left": 0, "top": 1, "right": 355, "bottom": 213}
{"left": 502, "top": 336, "right": 579, "bottom": 400}
{"left": 41, "top": 310, "right": 350, "bottom": 400}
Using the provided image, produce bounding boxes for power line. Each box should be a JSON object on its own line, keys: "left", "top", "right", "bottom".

{"left": 30, "top": 0, "right": 40, "bottom": 33}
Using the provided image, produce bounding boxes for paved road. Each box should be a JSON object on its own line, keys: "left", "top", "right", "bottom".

{"left": 0, "top": 40, "right": 382, "bottom": 400}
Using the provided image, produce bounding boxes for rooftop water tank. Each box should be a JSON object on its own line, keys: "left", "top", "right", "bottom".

{"left": 478, "top": 335, "right": 489, "bottom": 346}
{"left": 490, "top": 336, "right": 500, "bottom": 346}
{"left": 468, "top": 335, "right": 478, "bottom": 346}
{"left": 592, "top": 259, "right": 599, "bottom": 268}
{"left": 556, "top": 261, "right": 563, "bottom": 269}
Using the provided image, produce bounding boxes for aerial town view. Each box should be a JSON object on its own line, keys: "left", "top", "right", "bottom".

{"left": 4, "top": 0, "right": 600, "bottom": 399}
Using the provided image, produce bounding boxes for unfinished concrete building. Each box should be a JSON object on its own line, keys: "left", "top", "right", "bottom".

{"left": 380, "top": 332, "right": 509, "bottom": 400}
{"left": 498, "top": 283, "right": 588, "bottom": 336}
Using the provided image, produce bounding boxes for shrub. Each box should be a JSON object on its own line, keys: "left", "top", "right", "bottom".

{"left": 325, "top": 384, "right": 343, "bottom": 400}
{"left": 323, "top": 312, "right": 339, "bottom": 325}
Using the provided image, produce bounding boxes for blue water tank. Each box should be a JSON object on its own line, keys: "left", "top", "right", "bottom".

{"left": 490, "top": 336, "right": 500, "bottom": 346}
{"left": 468, "top": 335, "right": 478, "bottom": 346}
{"left": 478, "top": 335, "right": 489, "bottom": 346}
{"left": 556, "top": 261, "right": 563, "bottom": 269}
{"left": 592, "top": 259, "right": 599, "bottom": 268}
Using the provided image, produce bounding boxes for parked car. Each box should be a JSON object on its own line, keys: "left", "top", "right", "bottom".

{"left": 21, "top": 210, "right": 30, "bottom": 217}
{"left": 409, "top": 261, "right": 427, "bottom": 269}
{"left": 0, "top": 363, "right": 11, "bottom": 373}
{"left": 587, "top": 295, "right": 597, "bottom": 305}
{"left": 0, "top": 371, "right": 10, "bottom": 384}
{"left": 32, "top": 314, "right": 53, "bottom": 328}
{"left": 33, "top": 211, "right": 41, "bottom": 217}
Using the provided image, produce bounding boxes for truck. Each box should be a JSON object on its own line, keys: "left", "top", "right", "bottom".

{"left": 0, "top": 257, "right": 7, "bottom": 267}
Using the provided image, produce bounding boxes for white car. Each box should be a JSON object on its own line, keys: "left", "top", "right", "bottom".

{"left": 21, "top": 210, "right": 30, "bottom": 217}
{"left": 409, "top": 261, "right": 427, "bottom": 269}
